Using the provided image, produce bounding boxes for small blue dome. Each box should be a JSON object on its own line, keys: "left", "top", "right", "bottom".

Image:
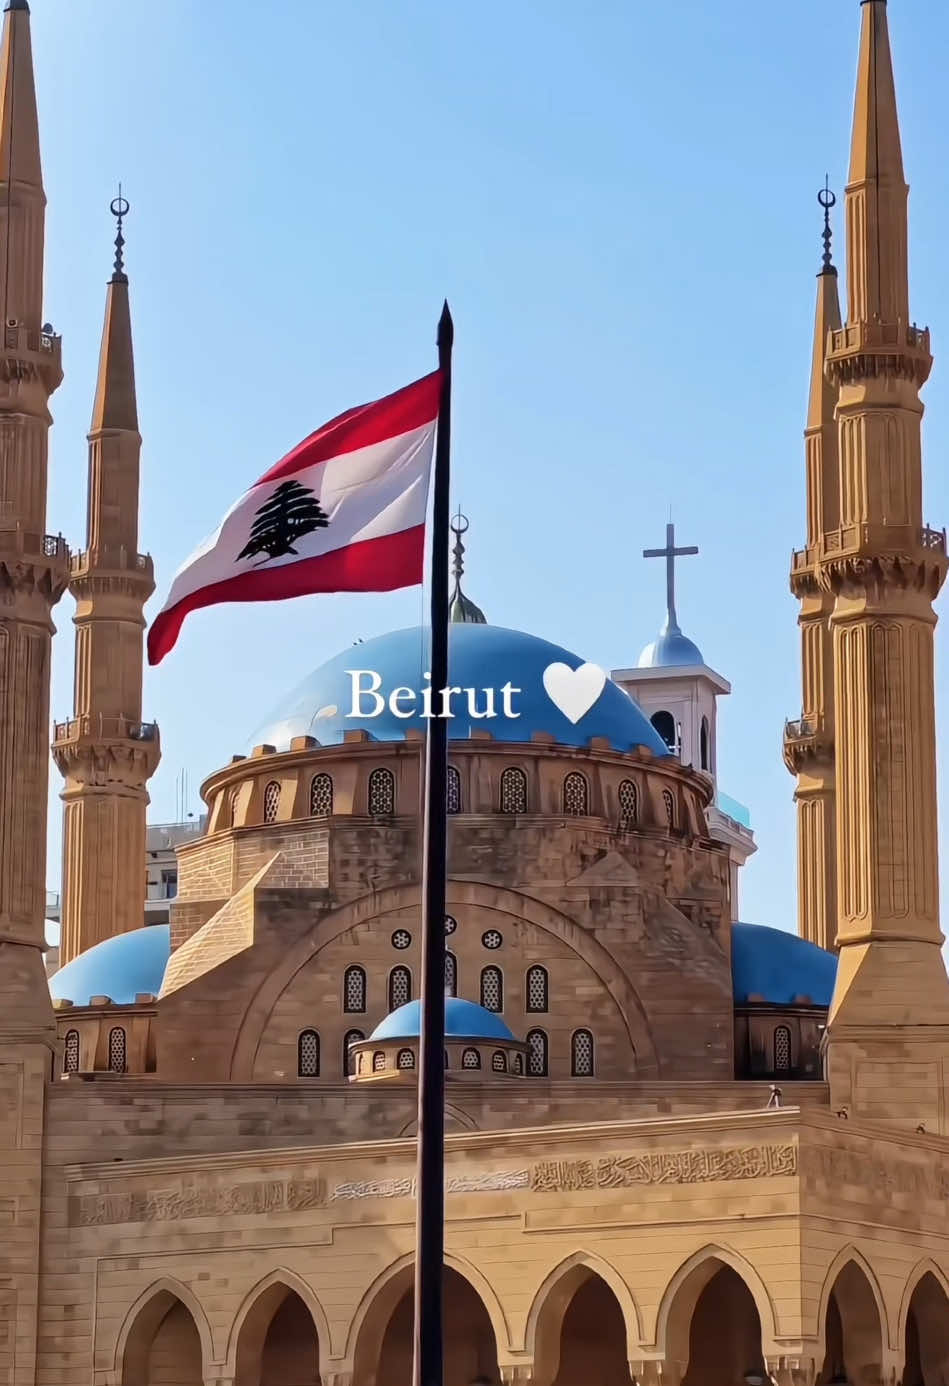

{"left": 251, "top": 623, "right": 670, "bottom": 756}
{"left": 731, "top": 922, "right": 837, "bottom": 1006}
{"left": 49, "top": 925, "right": 170, "bottom": 1006}
{"left": 370, "top": 998, "right": 515, "bottom": 1042}
{"left": 638, "top": 618, "right": 705, "bottom": 669}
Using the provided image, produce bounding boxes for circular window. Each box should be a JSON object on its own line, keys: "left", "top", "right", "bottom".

{"left": 481, "top": 930, "right": 503, "bottom": 950}
{"left": 444, "top": 915, "right": 457, "bottom": 935}
{"left": 391, "top": 929, "right": 412, "bottom": 950}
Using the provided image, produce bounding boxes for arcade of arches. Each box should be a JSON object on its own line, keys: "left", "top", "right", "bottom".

{"left": 115, "top": 1256, "right": 949, "bottom": 1386}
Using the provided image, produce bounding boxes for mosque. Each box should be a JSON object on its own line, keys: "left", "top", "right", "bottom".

{"left": 1, "top": 2, "right": 948, "bottom": 1385}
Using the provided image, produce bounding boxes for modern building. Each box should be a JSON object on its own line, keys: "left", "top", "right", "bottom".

{"left": 0, "top": 4, "right": 947, "bottom": 1386}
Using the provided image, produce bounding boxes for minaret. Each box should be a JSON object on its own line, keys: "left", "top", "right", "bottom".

{"left": 0, "top": 0, "right": 67, "bottom": 1009}
{"left": 822, "top": 1, "right": 949, "bottom": 1125}
{"left": 52, "top": 194, "right": 160, "bottom": 964}
{"left": 784, "top": 185, "right": 842, "bottom": 952}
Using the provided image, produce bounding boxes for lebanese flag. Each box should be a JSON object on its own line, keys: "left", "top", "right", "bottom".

{"left": 147, "top": 370, "right": 441, "bottom": 665}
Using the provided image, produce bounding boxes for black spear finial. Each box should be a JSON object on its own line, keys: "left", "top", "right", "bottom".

{"left": 818, "top": 176, "right": 837, "bottom": 275}
{"left": 110, "top": 184, "right": 129, "bottom": 283}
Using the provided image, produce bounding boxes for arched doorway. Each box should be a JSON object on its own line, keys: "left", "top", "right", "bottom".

{"left": 664, "top": 1259, "right": 764, "bottom": 1386}
{"left": 354, "top": 1265, "right": 499, "bottom": 1386}
{"left": 820, "top": 1261, "right": 883, "bottom": 1386}
{"left": 547, "top": 1272, "right": 629, "bottom": 1386}
{"left": 235, "top": 1284, "right": 321, "bottom": 1386}
{"left": 903, "top": 1272, "right": 949, "bottom": 1386}
{"left": 121, "top": 1290, "right": 204, "bottom": 1386}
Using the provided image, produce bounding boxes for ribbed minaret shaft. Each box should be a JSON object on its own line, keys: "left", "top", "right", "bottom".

{"left": 821, "top": 0, "right": 949, "bottom": 1081}
{"left": 52, "top": 217, "right": 160, "bottom": 965}
{"left": 786, "top": 254, "right": 842, "bottom": 951}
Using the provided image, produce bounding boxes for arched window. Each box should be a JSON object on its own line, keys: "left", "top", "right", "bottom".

{"left": 618, "top": 778, "right": 638, "bottom": 828}
{"left": 700, "top": 716, "right": 710, "bottom": 771}
{"left": 368, "top": 767, "right": 395, "bottom": 815}
{"left": 491, "top": 1050, "right": 506, "bottom": 1073}
{"left": 444, "top": 951, "right": 457, "bottom": 997}
{"left": 480, "top": 966, "right": 503, "bottom": 1013}
{"left": 310, "top": 772, "right": 333, "bottom": 817}
{"left": 571, "top": 1029, "right": 594, "bottom": 1077}
{"left": 447, "top": 765, "right": 461, "bottom": 814}
{"left": 513, "top": 1054, "right": 523, "bottom": 1075}
{"left": 526, "top": 964, "right": 548, "bottom": 1013}
{"left": 343, "top": 1029, "right": 364, "bottom": 1076}
{"left": 108, "top": 1027, "right": 127, "bottom": 1074}
{"left": 263, "top": 780, "right": 281, "bottom": 823}
{"left": 344, "top": 964, "right": 367, "bottom": 1013}
{"left": 527, "top": 1029, "right": 548, "bottom": 1076}
{"left": 388, "top": 965, "right": 412, "bottom": 1010}
{"left": 500, "top": 766, "right": 528, "bottom": 814}
{"left": 662, "top": 788, "right": 676, "bottom": 829}
{"left": 651, "top": 710, "right": 678, "bottom": 753}
{"left": 229, "top": 784, "right": 242, "bottom": 826}
{"left": 563, "top": 771, "right": 588, "bottom": 816}
{"left": 372, "top": 1051, "right": 386, "bottom": 1072}
{"left": 462, "top": 1047, "right": 481, "bottom": 1070}
{"left": 774, "top": 1025, "right": 792, "bottom": 1073}
{"left": 297, "top": 1029, "right": 320, "bottom": 1077}
{"left": 397, "top": 1047, "right": 415, "bottom": 1070}
{"left": 63, "top": 1029, "right": 79, "bottom": 1074}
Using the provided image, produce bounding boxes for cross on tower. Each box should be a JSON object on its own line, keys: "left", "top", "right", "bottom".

{"left": 643, "top": 522, "right": 698, "bottom": 632}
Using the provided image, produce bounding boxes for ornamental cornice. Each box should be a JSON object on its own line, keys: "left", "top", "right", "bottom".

{"left": 782, "top": 716, "right": 834, "bottom": 775}
{"left": 0, "top": 533, "right": 70, "bottom": 605}
{"left": 52, "top": 715, "right": 161, "bottom": 783}
{"left": 818, "top": 550, "right": 947, "bottom": 600}
{"left": 825, "top": 319, "right": 932, "bottom": 388}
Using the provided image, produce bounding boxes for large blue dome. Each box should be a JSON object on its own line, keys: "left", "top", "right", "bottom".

{"left": 49, "top": 925, "right": 170, "bottom": 1006}
{"left": 250, "top": 623, "right": 671, "bottom": 756}
{"left": 371, "top": 998, "right": 515, "bottom": 1042}
{"left": 731, "top": 922, "right": 836, "bottom": 1006}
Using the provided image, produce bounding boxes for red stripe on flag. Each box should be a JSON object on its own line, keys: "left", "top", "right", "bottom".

{"left": 255, "top": 371, "right": 441, "bottom": 486}
{"left": 147, "top": 526, "right": 424, "bottom": 666}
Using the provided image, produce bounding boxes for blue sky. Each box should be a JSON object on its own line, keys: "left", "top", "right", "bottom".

{"left": 33, "top": 0, "right": 949, "bottom": 934}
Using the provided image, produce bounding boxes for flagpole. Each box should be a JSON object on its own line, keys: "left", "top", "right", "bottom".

{"left": 413, "top": 300, "right": 453, "bottom": 1386}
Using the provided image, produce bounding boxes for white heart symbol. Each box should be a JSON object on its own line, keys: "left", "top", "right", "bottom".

{"left": 542, "top": 661, "right": 607, "bottom": 725}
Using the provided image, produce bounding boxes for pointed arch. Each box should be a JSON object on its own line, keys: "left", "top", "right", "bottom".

{"left": 815, "top": 1245, "right": 891, "bottom": 1351}
{"left": 524, "top": 1249, "right": 643, "bottom": 1363}
{"left": 344, "top": 1249, "right": 512, "bottom": 1368}
{"left": 113, "top": 1277, "right": 214, "bottom": 1383}
{"left": 225, "top": 1267, "right": 332, "bottom": 1373}
{"left": 898, "top": 1259, "right": 949, "bottom": 1346}
{"left": 653, "top": 1243, "right": 779, "bottom": 1356}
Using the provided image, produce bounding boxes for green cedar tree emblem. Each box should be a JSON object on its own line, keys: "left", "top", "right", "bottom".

{"left": 237, "top": 479, "right": 329, "bottom": 563}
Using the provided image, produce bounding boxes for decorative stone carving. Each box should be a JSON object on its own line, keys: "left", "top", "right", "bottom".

{"left": 70, "top": 1175, "right": 325, "bottom": 1226}
{"left": 331, "top": 1169, "right": 530, "bottom": 1201}
{"left": 531, "top": 1143, "right": 797, "bottom": 1193}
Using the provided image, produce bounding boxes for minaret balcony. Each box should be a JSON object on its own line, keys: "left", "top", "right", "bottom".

{"left": 54, "top": 713, "right": 158, "bottom": 745}
{"left": 52, "top": 713, "right": 161, "bottom": 782}
{"left": 0, "top": 516, "right": 70, "bottom": 603}
{"left": 0, "top": 322, "right": 63, "bottom": 392}
{"left": 825, "top": 319, "right": 932, "bottom": 386}
{"left": 783, "top": 715, "right": 833, "bottom": 775}
{"left": 69, "top": 546, "right": 154, "bottom": 581}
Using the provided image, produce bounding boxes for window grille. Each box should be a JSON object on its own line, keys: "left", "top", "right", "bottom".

{"left": 263, "top": 780, "right": 281, "bottom": 823}
{"left": 310, "top": 773, "right": 333, "bottom": 817}
{"left": 774, "top": 1025, "right": 792, "bottom": 1073}
{"left": 663, "top": 789, "right": 676, "bottom": 829}
{"left": 397, "top": 1047, "right": 415, "bottom": 1070}
{"left": 526, "top": 965, "right": 548, "bottom": 1013}
{"left": 64, "top": 1029, "right": 79, "bottom": 1073}
{"left": 343, "top": 1029, "right": 363, "bottom": 1076}
{"left": 447, "top": 765, "right": 461, "bottom": 814}
{"left": 372, "top": 1051, "right": 386, "bottom": 1072}
{"left": 481, "top": 929, "right": 502, "bottom": 950}
{"left": 108, "top": 1027, "right": 127, "bottom": 1074}
{"left": 527, "top": 1029, "right": 548, "bottom": 1076}
{"left": 500, "top": 766, "right": 528, "bottom": 814}
{"left": 513, "top": 1054, "right": 523, "bottom": 1075}
{"left": 444, "top": 951, "right": 457, "bottom": 997}
{"left": 462, "top": 1047, "right": 481, "bottom": 1070}
{"left": 563, "top": 771, "right": 588, "bottom": 816}
{"left": 618, "top": 778, "right": 638, "bottom": 827}
{"left": 480, "top": 966, "right": 503, "bottom": 1012}
{"left": 392, "top": 929, "right": 412, "bottom": 950}
{"left": 298, "top": 1029, "right": 319, "bottom": 1077}
{"left": 571, "top": 1029, "right": 594, "bottom": 1077}
{"left": 444, "top": 914, "right": 457, "bottom": 935}
{"left": 491, "top": 1050, "right": 506, "bottom": 1073}
{"left": 344, "top": 964, "right": 367, "bottom": 1013}
{"left": 368, "top": 767, "right": 395, "bottom": 815}
{"left": 389, "top": 966, "right": 411, "bottom": 1010}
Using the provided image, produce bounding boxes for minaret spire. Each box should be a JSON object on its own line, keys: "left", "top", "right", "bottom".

{"left": 449, "top": 510, "right": 486, "bottom": 625}
{"left": 53, "top": 194, "right": 160, "bottom": 964}
{"left": 785, "top": 186, "right": 843, "bottom": 951}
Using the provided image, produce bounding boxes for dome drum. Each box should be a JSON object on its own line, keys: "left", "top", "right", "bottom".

{"left": 348, "top": 1033, "right": 528, "bottom": 1083}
